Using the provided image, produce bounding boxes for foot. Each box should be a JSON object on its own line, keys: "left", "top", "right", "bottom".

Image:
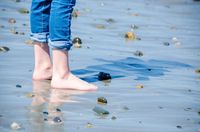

{"left": 33, "top": 67, "right": 52, "bottom": 80}
{"left": 51, "top": 72, "right": 98, "bottom": 91}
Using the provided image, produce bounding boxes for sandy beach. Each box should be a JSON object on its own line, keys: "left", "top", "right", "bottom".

{"left": 0, "top": 0, "right": 200, "bottom": 131}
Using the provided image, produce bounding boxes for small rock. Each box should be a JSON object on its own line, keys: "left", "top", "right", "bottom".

{"left": 136, "top": 37, "right": 141, "bottom": 40}
{"left": 19, "top": 32, "right": 25, "bottom": 35}
{"left": 43, "top": 111, "right": 48, "bottom": 115}
{"left": 198, "top": 111, "right": 200, "bottom": 115}
{"left": 163, "top": 42, "right": 170, "bottom": 46}
{"left": 95, "top": 24, "right": 105, "bottom": 29}
{"left": 10, "top": 122, "right": 21, "bottom": 130}
{"left": 86, "top": 122, "right": 93, "bottom": 128}
{"left": 97, "top": 97, "right": 107, "bottom": 104}
{"left": 93, "top": 106, "right": 109, "bottom": 115}
{"left": 72, "top": 37, "right": 82, "bottom": 44}
{"left": 176, "top": 125, "right": 182, "bottom": 129}
{"left": 133, "top": 50, "right": 143, "bottom": 57}
{"left": 105, "top": 18, "right": 115, "bottom": 23}
{"left": 158, "top": 106, "right": 163, "bottom": 109}
{"left": 53, "top": 117, "right": 62, "bottom": 123}
{"left": 24, "top": 93, "right": 35, "bottom": 98}
{"left": 0, "top": 25, "right": 5, "bottom": 28}
{"left": 18, "top": 8, "right": 29, "bottom": 14}
{"left": 8, "top": 18, "right": 16, "bottom": 24}
{"left": 56, "top": 108, "right": 61, "bottom": 112}
{"left": 136, "top": 84, "right": 144, "bottom": 89}
{"left": 72, "top": 37, "right": 82, "bottom": 48}
{"left": 130, "top": 24, "right": 139, "bottom": 30}
{"left": 44, "top": 118, "right": 48, "bottom": 121}
{"left": 111, "top": 116, "right": 117, "bottom": 120}
{"left": 16, "top": 84, "right": 22, "bottom": 88}
{"left": 1, "top": 8, "right": 6, "bottom": 11}
{"left": 195, "top": 69, "right": 200, "bottom": 74}
{"left": 0, "top": 46, "right": 9, "bottom": 52}
{"left": 98, "top": 72, "right": 111, "bottom": 81}
{"left": 188, "top": 89, "right": 192, "bottom": 92}
{"left": 124, "top": 32, "right": 136, "bottom": 40}
{"left": 123, "top": 106, "right": 129, "bottom": 110}
{"left": 72, "top": 9, "right": 79, "bottom": 18}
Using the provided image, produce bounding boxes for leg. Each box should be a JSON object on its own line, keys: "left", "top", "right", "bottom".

{"left": 49, "top": 0, "right": 97, "bottom": 90}
{"left": 30, "top": 0, "right": 52, "bottom": 80}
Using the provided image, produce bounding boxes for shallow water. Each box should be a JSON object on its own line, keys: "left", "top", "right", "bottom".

{"left": 0, "top": 0, "right": 200, "bottom": 131}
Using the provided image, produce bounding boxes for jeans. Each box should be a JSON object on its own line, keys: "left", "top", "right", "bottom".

{"left": 30, "top": 0, "right": 76, "bottom": 50}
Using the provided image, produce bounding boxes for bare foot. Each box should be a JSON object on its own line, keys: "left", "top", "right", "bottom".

{"left": 32, "top": 43, "right": 52, "bottom": 80}
{"left": 33, "top": 67, "right": 52, "bottom": 80}
{"left": 51, "top": 72, "right": 98, "bottom": 91}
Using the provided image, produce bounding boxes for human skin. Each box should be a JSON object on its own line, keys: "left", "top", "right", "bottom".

{"left": 33, "top": 43, "right": 97, "bottom": 91}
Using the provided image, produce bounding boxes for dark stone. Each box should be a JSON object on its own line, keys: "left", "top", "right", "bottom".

{"left": 53, "top": 117, "right": 62, "bottom": 123}
{"left": 97, "top": 97, "right": 107, "bottom": 104}
{"left": 44, "top": 118, "right": 48, "bottom": 121}
{"left": 56, "top": 108, "right": 61, "bottom": 112}
{"left": 43, "top": 111, "right": 48, "bottom": 115}
{"left": 72, "top": 37, "right": 82, "bottom": 45}
{"left": 176, "top": 125, "right": 182, "bottom": 129}
{"left": 111, "top": 116, "right": 117, "bottom": 120}
{"left": 98, "top": 72, "right": 111, "bottom": 81}
{"left": 133, "top": 50, "right": 143, "bottom": 57}
{"left": 16, "top": 84, "right": 22, "bottom": 88}
{"left": 0, "top": 46, "right": 10, "bottom": 52}
{"left": 163, "top": 42, "right": 170, "bottom": 46}
{"left": 93, "top": 106, "right": 109, "bottom": 115}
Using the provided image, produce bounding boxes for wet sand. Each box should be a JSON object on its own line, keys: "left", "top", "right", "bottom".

{"left": 0, "top": 0, "right": 200, "bottom": 131}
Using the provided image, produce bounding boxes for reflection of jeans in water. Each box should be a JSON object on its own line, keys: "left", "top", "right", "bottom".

{"left": 30, "top": 0, "right": 76, "bottom": 51}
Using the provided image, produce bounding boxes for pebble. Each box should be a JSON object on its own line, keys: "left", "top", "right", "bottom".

{"left": 56, "top": 108, "right": 61, "bottom": 112}
{"left": 97, "top": 97, "right": 107, "bottom": 104}
{"left": 136, "top": 84, "right": 144, "bottom": 89}
{"left": 0, "top": 46, "right": 9, "bottom": 52}
{"left": 163, "top": 42, "right": 170, "bottom": 46}
{"left": 24, "top": 93, "right": 35, "bottom": 98}
{"left": 8, "top": 18, "right": 16, "bottom": 24}
{"left": 124, "top": 31, "right": 136, "bottom": 40}
{"left": 72, "top": 37, "right": 82, "bottom": 48}
{"left": 123, "top": 106, "right": 129, "bottom": 110}
{"left": 105, "top": 18, "right": 115, "bottom": 23}
{"left": 176, "top": 125, "right": 182, "bottom": 129}
{"left": 195, "top": 69, "right": 200, "bottom": 74}
{"left": 93, "top": 106, "right": 109, "bottom": 115}
{"left": 130, "top": 24, "right": 139, "bottom": 30}
{"left": 98, "top": 72, "right": 112, "bottom": 81}
{"left": 111, "top": 116, "right": 117, "bottom": 120}
{"left": 43, "top": 111, "right": 48, "bottom": 115}
{"left": 44, "top": 118, "right": 48, "bottom": 121}
{"left": 16, "top": 84, "right": 22, "bottom": 88}
{"left": 95, "top": 24, "right": 105, "bottom": 29}
{"left": 133, "top": 50, "right": 143, "bottom": 57}
{"left": 18, "top": 8, "right": 29, "bottom": 14}
{"left": 72, "top": 9, "right": 79, "bottom": 18}
{"left": 86, "top": 122, "right": 93, "bottom": 128}
{"left": 53, "top": 117, "right": 62, "bottom": 123}
{"left": 10, "top": 122, "right": 21, "bottom": 130}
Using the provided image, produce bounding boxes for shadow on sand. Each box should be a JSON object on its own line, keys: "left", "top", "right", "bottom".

{"left": 72, "top": 57, "right": 192, "bottom": 82}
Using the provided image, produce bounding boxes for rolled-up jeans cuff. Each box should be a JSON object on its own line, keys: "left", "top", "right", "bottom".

{"left": 48, "top": 39, "right": 72, "bottom": 51}
{"left": 30, "top": 32, "right": 49, "bottom": 43}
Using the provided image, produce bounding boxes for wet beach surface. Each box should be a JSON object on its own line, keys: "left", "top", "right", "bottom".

{"left": 0, "top": 0, "right": 200, "bottom": 131}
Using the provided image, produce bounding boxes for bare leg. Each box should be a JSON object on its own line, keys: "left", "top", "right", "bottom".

{"left": 51, "top": 49, "right": 97, "bottom": 91}
{"left": 33, "top": 42, "right": 52, "bottom": 80}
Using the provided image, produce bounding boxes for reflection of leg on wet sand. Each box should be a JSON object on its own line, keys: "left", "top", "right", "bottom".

{"left": 29, "top": 80, "right": 90, "bottom": 128}
{"left": 47, "top": 88, "right": 88, "bottom": 124}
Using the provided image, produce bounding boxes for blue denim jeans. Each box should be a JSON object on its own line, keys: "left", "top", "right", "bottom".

{"left": 30, "top": 0, "right": 76, "bottom": 50}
